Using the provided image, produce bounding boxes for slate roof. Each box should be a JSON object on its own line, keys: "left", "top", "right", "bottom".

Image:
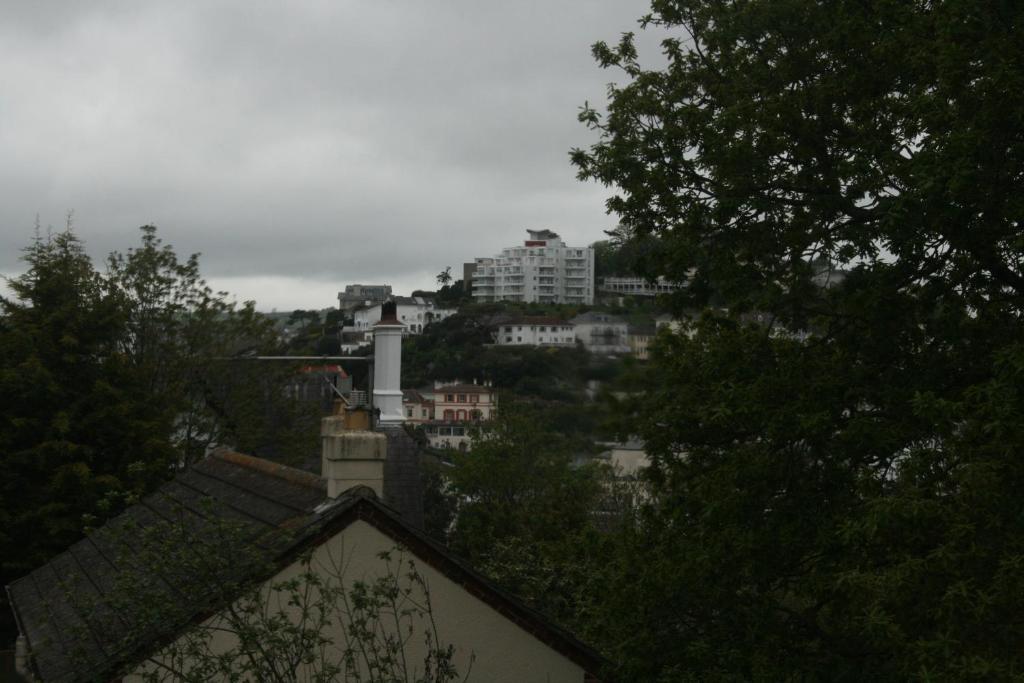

{"left": 7, "top": 448, "right": 603, "bottom": 683}
{"left": 431, "top": 383, "right": 493, "bottom": 394}
{"left": 299, "top": 364, "right": 348, "bottom": 377}
{"left": 380, "top": 425, "right": 425, "bottom": 530}
{"left": 6, "top": 450, "right": 339, "bottom": 683}
{"left": 402, "top": 389, "right": 431, "bottom": 403}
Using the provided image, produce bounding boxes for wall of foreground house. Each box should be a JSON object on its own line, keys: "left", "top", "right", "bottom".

{"left": 125, "top": 519, "right": 585, "bottom": 683}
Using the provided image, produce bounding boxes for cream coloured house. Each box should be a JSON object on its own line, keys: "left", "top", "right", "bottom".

{"left": 7, "top": 438, "right": 604, "bottom": 683}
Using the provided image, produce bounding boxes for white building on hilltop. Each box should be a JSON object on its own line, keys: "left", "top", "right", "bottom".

{"left": 351, "top": 296, "right": 456, "bottom": 335}
{"left": 491, "top": 316, "right": 576, "bottom": 347}
{"left": 471, "top": 230, "right": 595, "bottom": 305}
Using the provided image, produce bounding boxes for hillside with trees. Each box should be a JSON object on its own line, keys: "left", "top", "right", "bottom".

{"left": 4, "top": 2, "right": 1024, "bottom": 680}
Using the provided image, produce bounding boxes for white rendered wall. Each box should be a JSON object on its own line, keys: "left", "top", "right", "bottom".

{"left": 126, "top": 520, "right": 586, "bottom": 683}
{"left": 372, "top": 324, "right": 405, "bottom": 423}
{"left": 494, "top": 324, "right": 576, "bottom": 347}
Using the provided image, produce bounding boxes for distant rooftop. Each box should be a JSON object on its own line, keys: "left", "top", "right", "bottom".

{"left": 526, "top": 229, "right": 560, "bottom": 241}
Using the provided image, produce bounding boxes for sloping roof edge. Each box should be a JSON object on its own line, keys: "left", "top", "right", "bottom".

{"left": 9, "top": 460, "right": 607, "bottom": 682}
{"left": 17, "top": 489, "right": 606, "bottom": 682}
{"left": 109, "top": 492, "right": 607, "bottom": 679}
{"left": 332, "top": 498, "right": 608, "bottom": 678}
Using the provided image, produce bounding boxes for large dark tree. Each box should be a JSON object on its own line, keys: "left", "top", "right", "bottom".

{"left": 0, "top": 226, "right": 318, "bottom": 643}
{"left": 0, "top": 230, "right": 175, "bottom": 580}
{"left": 573, "top": 1, "right": 1024, "bottom": 680}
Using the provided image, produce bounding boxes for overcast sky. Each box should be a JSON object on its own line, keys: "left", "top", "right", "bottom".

{"left": 0, "top": 1, "right": 659, "bottom": 310}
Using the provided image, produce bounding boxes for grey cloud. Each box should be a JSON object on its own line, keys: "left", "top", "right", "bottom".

{"left": 0, "top": 0, "right": 658, "bottom": 308}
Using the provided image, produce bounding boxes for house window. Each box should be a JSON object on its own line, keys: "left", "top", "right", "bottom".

{"left": 471, "top": 409, "right": 482, "bottom": 420}
{"left": 406, "top": 408, "right": 413, "bottom": 417}
{"left": 446, "top": 394, "right": 454, "bottom": 402}
{"left": 505, "top": 337, "right": 512, "bottom": 343}
{"left": 540, "top": 326, "right": 546, "bottom": 331}
{"left": 505, "top": 326, "right": 512, "bottom": 332}
{"left": 421, "top": 409, "right": 428, "bottom": 418}
{"left": 458, "top": 394, "right": 467, "bottom": 402}
{"left": 470, "top": 395, "right": 478, "bottom": 403}
{"left": 517, "top": 337, "right": 522, "bottom": 342}
{"left": 456, "top": 409, "right": 467, "bottom": 421}
{"left": 443, "top": 409, "right": 455, "bottom": 421}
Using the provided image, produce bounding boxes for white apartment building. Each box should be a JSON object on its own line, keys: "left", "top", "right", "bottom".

{"left": 472, "top": 230, "right": 595, "bottom": 305}
{"left": 491, "top": 317, "right": 576, "bottom": 347}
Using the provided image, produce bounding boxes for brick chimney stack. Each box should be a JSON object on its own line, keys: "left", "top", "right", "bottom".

{"left": 320, "top": 416, "right": 387, "bottom": 498}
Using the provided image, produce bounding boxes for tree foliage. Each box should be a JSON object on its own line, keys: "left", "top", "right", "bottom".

{"left": 591, "top": 234, "right": 663, "bottom": 280}
{"left": 0, "top": 227, "right": 318, "bottom": 631}
{"left": 0, "top": 229, "right": 176, "bottom": 579}
{"left": 444, "top": 405, "right": 614, "bottom": 635}
{"left": 572, "top": 1, "right": 1024, "bottom": 680}
{"left": 436, "top": 267, "right": 453, "bottom": 287}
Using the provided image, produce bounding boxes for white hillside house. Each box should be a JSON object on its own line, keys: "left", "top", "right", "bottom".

{"left": 571, "top": 312, "right": 630, "bottom": 355}
{"left": 492, "top": 316, "right": 576, "bottom": 347}
{"left": 598, "top": 276, "right": 682, "bottom": 297}
{"left": 351, "top": 296, "right": 456, "bottom": 335}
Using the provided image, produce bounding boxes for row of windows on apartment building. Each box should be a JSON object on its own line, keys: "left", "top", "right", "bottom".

{"left": 409, "top": 409, "right": 484, "bottom": 421}
{"left": 505, "top": 336, "right": 574, "bottom": 344}
{"left": 503, "top": 326, "right": 573, "bottom": 332}
{"left": 503, "top": 248, "right": 587, "bottom": 256}
{"left": 443, "top": 393, "right": 480, "bottom": 403}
